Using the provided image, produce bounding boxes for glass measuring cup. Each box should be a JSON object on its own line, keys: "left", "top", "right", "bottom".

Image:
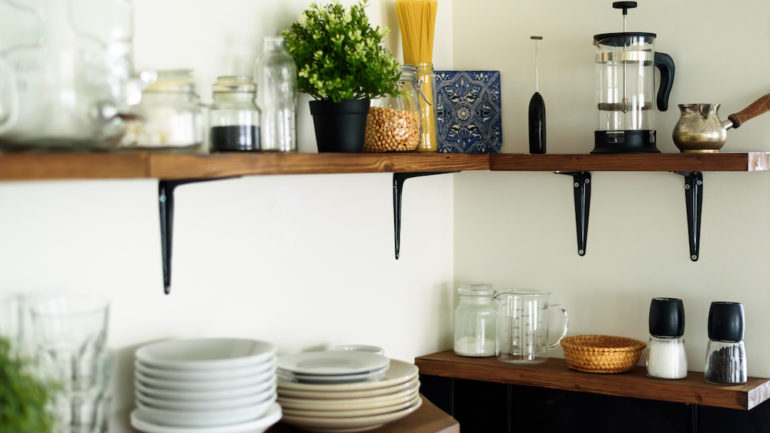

{"left": 495, "top": 290, "right": 567, "bottom": 364}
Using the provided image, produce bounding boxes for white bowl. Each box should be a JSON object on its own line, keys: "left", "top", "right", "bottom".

{"left": 135, "top": 393, "right": 276, "bottom": 428}
{"left": 136, "top": 338, "right": 275, "bottom": 371}
{"left": 135, "top": 357, "right": 274, "bottom": 382}
{"left": 135, "top": 368, "right": 275, "bottom": 391}
{"left": 130, "top": 402, "right": 282, "bottom": 433}
{"left": 136, "top": 389, "right": 271, "bottom": 411}
{"left": 135, "top": 379, "right": 276, "bottom": 402}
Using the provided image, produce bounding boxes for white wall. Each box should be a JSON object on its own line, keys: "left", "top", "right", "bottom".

{"left": 0, "top": 1, "right": 455, "bottom": 432}
{"left": 453, "top": 0, "right": 770, "bottom": 375}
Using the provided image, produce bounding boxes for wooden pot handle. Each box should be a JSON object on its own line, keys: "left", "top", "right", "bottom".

{"left": 728, "top": 93, "right": 770, "bottom": 128}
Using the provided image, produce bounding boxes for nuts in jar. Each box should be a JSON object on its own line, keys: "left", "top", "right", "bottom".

{"left": 363, "top": 106, "right": 420, "bottom": 152}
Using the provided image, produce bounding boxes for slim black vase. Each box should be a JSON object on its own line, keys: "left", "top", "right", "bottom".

{"left": 309, "top": 99, "right": 370, "bottom": 152}
{"left": 529, "top": 92, "right": 546, "bottom": 153}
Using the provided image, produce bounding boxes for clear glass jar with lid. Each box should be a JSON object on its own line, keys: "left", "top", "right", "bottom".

{"left": 209, "top": 76, "right": 260, "bottom": 152}
{"left": 364, "top": 64, "right": 422, "bottom": 152}
{"left": 120, "top": 69, "right": 205, "bottom": 150}
{"left": 453, "top": 283, "right": 496, "bottom": 357}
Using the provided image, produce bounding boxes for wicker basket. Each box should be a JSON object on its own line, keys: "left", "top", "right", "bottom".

{"left": 560, "top": 335, "right": 646, "bottom": 373}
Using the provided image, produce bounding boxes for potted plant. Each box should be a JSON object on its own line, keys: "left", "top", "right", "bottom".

{"left": 283, "top": 0, "right": 401, "bottom": 152}
{"left": 0, "top": 337, "right": 56, "bottom": 433}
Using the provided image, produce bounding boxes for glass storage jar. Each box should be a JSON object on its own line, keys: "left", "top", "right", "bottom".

{"left": 364, "top": 64, "right": 421, "bottom": 152}
{"left": 209, "top": 76, "right": 260, "bottom": 152}
{"left": 646, "top": 298, "right": 687, "bottom": 379}
{"left": 704, "top": 301, "right": 747, "bottom": 384}
{"left": 121, "top": 69, "right": 205, "bottom": 150}
{"left": 453, "top": 283, "right": 496, "bottom": 357}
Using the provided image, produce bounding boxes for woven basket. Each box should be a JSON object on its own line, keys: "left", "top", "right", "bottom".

{"left": 560, "top": 335, "right": 646, "bottom": 373}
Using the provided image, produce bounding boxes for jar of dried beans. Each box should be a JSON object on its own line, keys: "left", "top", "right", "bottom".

{"left": 364, "top": 64, "right": 421, "bottom": 152}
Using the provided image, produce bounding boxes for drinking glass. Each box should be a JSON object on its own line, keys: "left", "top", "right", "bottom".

{"left": 29, "top": 295, "right": 111, "bottom": 433}
{"left": 495, "top": 290, "right": 568, "bottom": 364}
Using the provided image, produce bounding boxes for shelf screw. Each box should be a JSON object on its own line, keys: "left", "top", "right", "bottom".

{"left": 696, "top": 180, "right": 703, "bottom": 186}
{"left": 691, "top": 254, "right": 698, "bottom": 260}
{"left": 578, "top": 249, "right": 585, "bottom": 255}
{"left": 574, "top": 182, "right": 579, "bottom": 187}
{"left": 685, "top": 184, "right": 691, "bottom": 190}
{"left": 585, "top": 178, "right": 590, "bottom": 184}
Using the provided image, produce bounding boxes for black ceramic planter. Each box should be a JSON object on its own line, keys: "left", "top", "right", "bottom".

{"left": 309, "top": 99, "right": 370, "bottom": 152}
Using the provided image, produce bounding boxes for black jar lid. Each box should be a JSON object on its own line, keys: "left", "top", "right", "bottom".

{"left": 649, "top": 297, "right": 685, "bottom": 337}
{"left": 708, "top": 302, "right": 744, "bottom": 342}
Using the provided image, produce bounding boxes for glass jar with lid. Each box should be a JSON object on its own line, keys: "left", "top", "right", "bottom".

{"left": 209, "top": 76, "right": 260, "bottom": 152}
{"left": 453, "top": 283, "right": 496, "bottom": 357}
{"left": 364, "top": 64, "right": 421, "bottom": 152}
{"left": 120, "top": 69, "right": 205, "bottom": 150}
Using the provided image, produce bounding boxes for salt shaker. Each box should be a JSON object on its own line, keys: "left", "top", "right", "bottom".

{"left": 453, "top": 283, "right": 496, "bottom": 357}
{"left": 646, "top": 297, "right": 687, "bottom": 379}
{"left": 705, "top": 301, "right": 747, "bottom": 384}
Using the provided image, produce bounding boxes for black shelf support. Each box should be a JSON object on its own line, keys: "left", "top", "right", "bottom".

{"left": 393, "top": 172, "right": 455, "bottom": 260}
{"left": 557, "top": 171, "right": 591, "bottom": 256}
{"left": 159, "top": 177, "right": 237, "bottom": 294}
{"left": 675, "top": 171, "right": 703, "bottom": 261}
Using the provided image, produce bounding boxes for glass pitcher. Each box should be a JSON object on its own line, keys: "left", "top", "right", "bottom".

{"left": 0, "top": 0, "right": 136, "bottom": 150}
{"left": 495, "top": 290, "right": 568, "bottom": 364}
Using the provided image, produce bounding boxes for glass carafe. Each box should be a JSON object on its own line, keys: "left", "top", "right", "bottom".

{"left": 0, "top": 0, "right": 136, "bottom": 150}
{"left": 256, "top": 36, "right": 296, "bottom": 152}
{"left": 495, "top": 290, "right": 567, "bottom": 364}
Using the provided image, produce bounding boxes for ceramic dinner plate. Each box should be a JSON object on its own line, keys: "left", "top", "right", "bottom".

{"left": 135, "top": 368, "right": 274, "bottom": 391}
{"left": 277, "top": 366, "right": 387, "bottom": 384}
{"left": 277, "top": 381, "right": 419, "bottom": 411}
{"left": 135, "top": 358, "right": 274, "bottom": 382}
{"left": 130, "top": 402, "right": 282, "bottom": 433}
{"left": 135, "top": 392, "right": 276, "bottom": 428}
{"left": 280, "top": 397, "right": 422, "bottom": 432}
{"left": 277, "top": 375, "right": 419, "bottom": 400}
{"left": 135, "top": 379, "right": 276, "bottom": 402}
{"left": 281, "top": 394, "right": 419, "bottom": 419}
{"left": 276, "top": 359, "right": 416, "bottom": 392}
{"left": 277, "top": 352, "right": 389, "bottom": 376}
{"left": 136, "top": 338, "right": 275, "bottom": 371}
{"left": 135, "top": 389, "right": 270, "bottom": 411}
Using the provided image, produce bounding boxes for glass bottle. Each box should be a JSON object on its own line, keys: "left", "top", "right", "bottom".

{"left": 416, "top": 63, "right": 437, "bottom": 152}
{"left": 453, "top": 283, "right": 496, "bottom": 357}
{"left": 209, "top": 76, "right": 260, "bottom": 152}
{"left": 646, "top": 297, "right": 687, "bottom": 379}
{"left": 364, "top": 64, "right": 421, "bottom": 152}
{"left": 704, "top": 302, "right": 747, "bottom": 384}
{"left": 256, "top": 36, "right": 297, "bottom": 152}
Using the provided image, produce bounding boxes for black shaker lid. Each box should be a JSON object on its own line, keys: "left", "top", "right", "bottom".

{"left": 649, "top": 297, "right": 685, "bottom": 337}
{"left": 708, "top": 302, "right": 744, "bottom": 342}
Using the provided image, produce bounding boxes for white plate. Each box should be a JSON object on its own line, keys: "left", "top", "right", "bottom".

{"left": 277, "top": 375, "right": 419, "bottom": 400}
{"left": 136, "top": 358, "right": 274, "bottom": 382}
{"left": 135, "top": 368, "right": 275, "bottom": 391}
{"left": 330, "top": 345, "right": 384, "bottom": 356}
{"left": 136, "top": 338, "right": 275, "bottom": 371}
{"left": 135, "top": 392, "right": 276, "bottom": 428}
{"left": 136, "top": 390, "right": 270, "bottom": 411}
{"left": 277, "top": 381, "right": 419, "bottom": 411}
{"left": 276, "top": 359, "right": 417, "bottom": 392}
{"left": 130, "top": 402, "right": 281, "bottom": 433}
{"left": 280, "top": 397, "right": 422, "bottom": 432}
{"left": 277, "top": 367, "right": 387, "bottom": 384}
{"left": 135, "top": 379, "right": 275, "bottom": 402}
{"left": 282, "top": 394, "right": 419, "bottom": 419}
{"left": 277, "top": 352, "right": 389, "bottom": 376}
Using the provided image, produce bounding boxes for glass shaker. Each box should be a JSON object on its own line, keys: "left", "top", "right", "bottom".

{"left": 453, "top": 283, "right": 496, "bottom": 357}
{"left": 364, "top": 64, "right": 421, "bottom": 152}
{"left": 121, "top": 70, "right": 205, "bottom": 151}
{"left": 705, "top": 301, "right": 747, "bottom": 384}
{"left": 209, "top": 76, "right": 260, "bottom": 152}
{"left": 646, "top": 297, "right": 687, "bottom": 379}
{"left": 256, "top": 36, "right": 297, "bottom": 152}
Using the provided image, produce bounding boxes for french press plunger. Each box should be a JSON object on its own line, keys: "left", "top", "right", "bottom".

{"left": 592, "top": 1, "right": 675, "bottom": 154}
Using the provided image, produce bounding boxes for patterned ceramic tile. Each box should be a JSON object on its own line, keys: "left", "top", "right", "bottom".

{"left": 434, "top": 70, "right": 502, "bottom": 153}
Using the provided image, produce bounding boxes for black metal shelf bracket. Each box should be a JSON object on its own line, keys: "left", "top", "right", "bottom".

{"left": 393, "top": 172, "right": 455, "bottom": 260}
{"left": 556, "top": 171, "right": 591, "bottom": 256}
{"left": 159, "top": 177, "right": 237, "bottom": 294}
{"left": 675, "top": 171, "right": 703, "bottom": 261}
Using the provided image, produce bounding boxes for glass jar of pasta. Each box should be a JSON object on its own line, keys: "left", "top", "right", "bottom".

{"left": 364, "top": 64, "right": 421, "bottom": 152}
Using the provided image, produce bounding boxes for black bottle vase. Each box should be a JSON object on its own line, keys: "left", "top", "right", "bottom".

{"left": 529, "top": 92, "right": 546, "bottom": 153}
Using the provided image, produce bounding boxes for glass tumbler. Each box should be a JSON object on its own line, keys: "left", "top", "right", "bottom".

{"left": 495, "top": 290, "right": 568, "bottom": 364}
{"left": 29, "top": 295, "right": 112, "bottom": 433}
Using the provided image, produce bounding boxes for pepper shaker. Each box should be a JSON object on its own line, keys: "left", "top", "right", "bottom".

{"left": 705, "top": 301, "right": 747, "bottom": 384}
{"left": 646, "top": 297, "right": 687, "bottom": 379}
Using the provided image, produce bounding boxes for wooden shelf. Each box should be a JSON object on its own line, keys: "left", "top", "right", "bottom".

{"left": 415, "top": 350, "right": 770, "bottom": 411}
{"left": 1, "top": 152, "right": 769, "bottom": 181}
{"left": 490, "top": 152, "right": 770, "bottom": 172}
{"left": 266, "top": 396, "right": 458, "bottom": 433}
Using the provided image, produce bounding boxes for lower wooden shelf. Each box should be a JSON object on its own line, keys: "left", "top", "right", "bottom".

{"left": 266, "top": 396, "right": 458, "bottom": 433}
{"left": 415, "top": 350, "right": 770, "bottom": 411}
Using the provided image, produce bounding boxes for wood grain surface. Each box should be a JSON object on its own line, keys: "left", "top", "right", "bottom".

{"left": 415, "top": 350, "right": 770, "bottom": 411}
{"left": 490, "top": 153, "right": 770, "bottom": 172}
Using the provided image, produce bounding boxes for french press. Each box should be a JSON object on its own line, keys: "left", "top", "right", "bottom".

{"left": 592, "top": 1, "right": 675, "bottom": 154}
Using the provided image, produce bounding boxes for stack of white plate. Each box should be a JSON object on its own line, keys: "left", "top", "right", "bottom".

{"left": 277, "top": 352, "right": 421, "bottom": 433}
{"left": 130, "top": 338, "right": 282, "bottom": 433}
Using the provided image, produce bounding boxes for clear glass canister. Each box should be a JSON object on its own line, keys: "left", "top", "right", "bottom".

{"left": 453, "top": 283, "right": 496, "bottom": 357}
{"left": 416, "top": 63, "right": 437, "bottom": 152}
{"left": 256, "top": 36, "right": 296, "bottom": 152}
{"left": 647, "top": 335, "right": 687, "bottom": 379}
{"left": 121, "top": 69, "right": 205, "bottom": 150}
{"left": 364, "top": 65, "right": 421, "bottom": 152}
{"left": 209, "top": 76, "right": 260, "bottom": 152}
{"left": 704, "top": 301, "right": 747, "bottom": 384}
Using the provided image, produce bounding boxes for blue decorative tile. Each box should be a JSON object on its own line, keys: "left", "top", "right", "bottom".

{"left": 434, "top": 70, "right": 502, "bottom": 153}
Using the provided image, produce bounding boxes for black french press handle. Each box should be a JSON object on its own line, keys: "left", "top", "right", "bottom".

{"left": 613, "top": 1, "right": 637, "bottom": 14}
{"left": 654, "top": 52, "right": 675, "bottom": 111}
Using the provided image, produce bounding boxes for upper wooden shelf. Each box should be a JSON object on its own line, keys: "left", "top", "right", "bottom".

{"left": 415, "top": 350, "right": 770, "bottom": 411}
{"left": 1, "top": 152, "right": 769, "bottom": 181}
